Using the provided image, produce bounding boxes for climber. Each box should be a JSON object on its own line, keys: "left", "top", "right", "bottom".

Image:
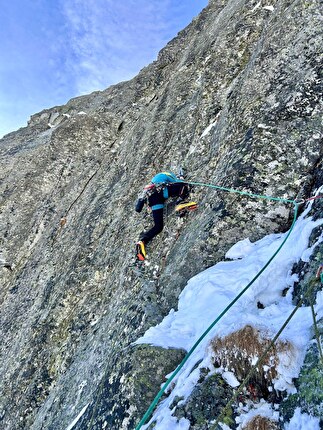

{"left": 316, "top": 263, "right": 323, "bottom": 284}
{"left": 135, "top": 171, "right": 197, "bottom": 261}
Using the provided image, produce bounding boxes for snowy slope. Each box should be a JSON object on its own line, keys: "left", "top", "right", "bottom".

{"left": 135, "top": 200, "right": 323, "bottom": 430}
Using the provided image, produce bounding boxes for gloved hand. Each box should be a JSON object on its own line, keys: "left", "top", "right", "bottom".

{"left": 135, "top": 198, "right": 145, "bottom": 213}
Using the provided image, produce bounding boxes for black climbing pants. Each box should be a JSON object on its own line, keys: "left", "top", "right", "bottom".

{"left": 139, "top": 182, "right": 190, "bottom": 244}
{"left": 140, "top": 208, "right": 164, "bottom": 244}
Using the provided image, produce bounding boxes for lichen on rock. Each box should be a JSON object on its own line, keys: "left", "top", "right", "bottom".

{"left": 0, "top": 0, "right": 322, "bottom": 428}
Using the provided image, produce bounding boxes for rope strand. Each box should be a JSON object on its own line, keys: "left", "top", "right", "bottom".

{"left": 210, "top": 276, "right": 320, "bottom": 430}
{"left": 135, "top": 181, "right": 300, "bottom": 430}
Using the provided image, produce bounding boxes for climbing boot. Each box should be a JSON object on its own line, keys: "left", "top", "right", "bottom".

{"left": 175, "top": 201, "right": 198, "bottom": 216}
{"left": 136, "top": 241, "right": 147, "bottom": 261}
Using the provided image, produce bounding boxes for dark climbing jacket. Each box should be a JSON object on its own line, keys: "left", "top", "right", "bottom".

{"left": 136, "top": 171, "right": 191, "bottom": 245}
{"left": 135, "top": 172, "right": 184, "bottom": 213}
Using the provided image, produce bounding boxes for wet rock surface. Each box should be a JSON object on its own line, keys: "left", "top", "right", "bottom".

{"left": 0, "top": 0, "right": 322, "bottom": 428}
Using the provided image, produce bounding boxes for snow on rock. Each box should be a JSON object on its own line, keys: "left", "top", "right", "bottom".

{"left": 225, "top": 238, "right": 255, "bottom": 259}
{"left": 200, "top": 115, "right": 220, "bottom": 138}
{"left": 235, "top": 401, "right": 279, "bottom": 429}
{"left": 221, "top": 371, "right": 240, "bottom": 388}
{"left": 284, "top": 407, "right": 320, "bottom": 430}
{"left": 263, "top": 5, "right": 275, "bottom": 12}
{"left": 66, "top": 404, "right": 89, "bottom": 430}
{"left": 136, "top": 204, "right": 323, "bottom": 429}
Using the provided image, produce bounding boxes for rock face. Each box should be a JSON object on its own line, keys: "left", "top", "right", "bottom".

{"left": 0, "top": 0, "right": 322, "bottom": 429}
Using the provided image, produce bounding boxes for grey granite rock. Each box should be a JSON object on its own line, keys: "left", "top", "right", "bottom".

{"left": 0, "top": 0, "right": 322, "bottom": 429}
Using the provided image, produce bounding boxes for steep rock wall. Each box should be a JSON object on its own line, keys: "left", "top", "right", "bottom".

{"left": 0, "top": 0, "right": 322, "bottom": 429}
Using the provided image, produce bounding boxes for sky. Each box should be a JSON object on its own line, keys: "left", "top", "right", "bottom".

{"left": 0, "top": 0, "right": 208, "bottom": 139}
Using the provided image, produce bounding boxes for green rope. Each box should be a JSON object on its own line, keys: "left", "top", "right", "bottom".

{"left": 211, "top": 289, "right": 307, "bottom": 429}
{"left": 135, "top": 180, "right": 299, "bottom": 430}
{"left": 187, "top": 180, "right": 296, "bottom": 204}
{"left": 211, "top": 274, "right": 323, "bottom": 429}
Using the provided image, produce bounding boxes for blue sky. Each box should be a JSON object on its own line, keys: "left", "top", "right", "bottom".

{"left": 0, "top": 0, "right": 208, "bottom": 138}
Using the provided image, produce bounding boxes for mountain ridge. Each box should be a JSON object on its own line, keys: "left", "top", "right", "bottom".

{"left": 0, "top": 0, "right": 322, "bottom": 428}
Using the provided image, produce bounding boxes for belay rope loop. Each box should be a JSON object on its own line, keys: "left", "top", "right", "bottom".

{"left": 135, "top": 181, "right": 301, "bottom": 430}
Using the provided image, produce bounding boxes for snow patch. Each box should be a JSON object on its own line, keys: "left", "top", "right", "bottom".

{"left": 257, "top": 123, "right": 271, "bottom": 129}
{"left": 225, "top": 238, "right": 255, "bottom": 259}
{"left": 200, "top": 111, "right": 221, "bottom": 138}
{"left": 263, "top": 5, "right": 275, "bottom": 12}
{"left": 221, "top": 370, "right": 240, "bottom": 387}
{"left": 236, "top": 401, "right": 279, "bottom": 429}
{"left": 136, "top": 202, "right": 323, "bottom": 429}
{"left": 200, "top": 120, "right": 217, "bottom": 138}
{"left": 284, "top": 407, "right": 320, "bottom": 430}
{"left": 252, "top": 1, "right": 261, "bottom": 12}
{"left": 66, "top": 404, "right": 89, "bottom": 430}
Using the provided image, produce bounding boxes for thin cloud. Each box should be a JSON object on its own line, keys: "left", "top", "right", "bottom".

{"left": 60, "top": 0, "right": 180, "bottom": 94}
{"left": 0, "top": 0, "right": 207, "bottom": 137}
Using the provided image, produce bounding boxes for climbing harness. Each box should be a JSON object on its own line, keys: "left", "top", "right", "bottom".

{"left": 135, "top": 182, "right": 323, "bottom": 430}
